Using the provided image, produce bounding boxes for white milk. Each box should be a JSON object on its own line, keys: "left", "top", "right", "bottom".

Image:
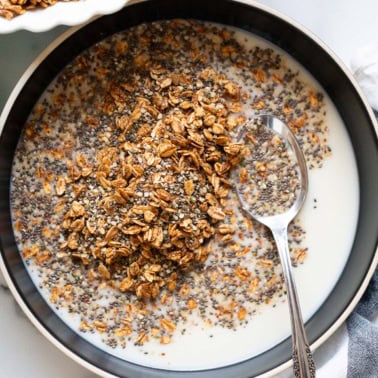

{"left": 23, "top": 24, "right": 359, "bottom": 370}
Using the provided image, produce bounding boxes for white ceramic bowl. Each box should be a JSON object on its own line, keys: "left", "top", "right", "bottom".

{"left": 0, "top": 0, "right": 129, "bottom": 33}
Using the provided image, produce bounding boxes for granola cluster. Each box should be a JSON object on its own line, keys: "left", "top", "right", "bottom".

{"left": 0, "top": 0, "right": 77, "bottom": 19}
{"left": 57, "top": 66, "right": 246, "bottom": 299}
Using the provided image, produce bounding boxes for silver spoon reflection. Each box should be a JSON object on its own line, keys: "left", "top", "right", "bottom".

{"left": 234, "top": 115, "right": 315, "bottom": 378}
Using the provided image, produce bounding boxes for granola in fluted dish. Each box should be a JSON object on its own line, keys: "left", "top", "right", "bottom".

{"left": 0, "top": 0, "right": 78, "bottom": 19}
{"left": 11, "top": 20, "right": 330, "bottom": 348}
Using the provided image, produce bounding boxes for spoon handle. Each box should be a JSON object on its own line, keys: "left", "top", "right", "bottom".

{"left": 271, "top": 226, "right": 316, "bottom": 378}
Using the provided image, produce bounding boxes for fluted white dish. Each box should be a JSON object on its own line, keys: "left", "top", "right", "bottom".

{"left": 0, "top": 0, "right": 129, "bottom": 33}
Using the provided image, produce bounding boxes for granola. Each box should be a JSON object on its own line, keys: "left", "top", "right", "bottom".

{"left": 0, "top": 0, "right": 78, "bottom": 19}
{"left": 49, "top": 62, "right": 246, "bottom": 300}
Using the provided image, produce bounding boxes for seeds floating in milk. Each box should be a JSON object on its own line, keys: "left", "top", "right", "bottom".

{"left": 11, "top": 20, "right": 330, "bottom": 356}
{"left": 237, "top": 118, "right": 301, "bottom": 217}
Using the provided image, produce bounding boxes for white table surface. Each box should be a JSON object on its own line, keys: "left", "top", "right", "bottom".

{"left": 1, "top": 1, "right": 377, "bottom": 377}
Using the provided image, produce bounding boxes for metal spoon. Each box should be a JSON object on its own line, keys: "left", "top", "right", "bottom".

{"left": 234, "top": 115, "right": 316, "bottom": 378}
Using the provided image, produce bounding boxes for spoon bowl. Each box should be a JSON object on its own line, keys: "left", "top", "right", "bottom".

{"left": 235, "top": 115, "right": 315, "bottom": 378}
